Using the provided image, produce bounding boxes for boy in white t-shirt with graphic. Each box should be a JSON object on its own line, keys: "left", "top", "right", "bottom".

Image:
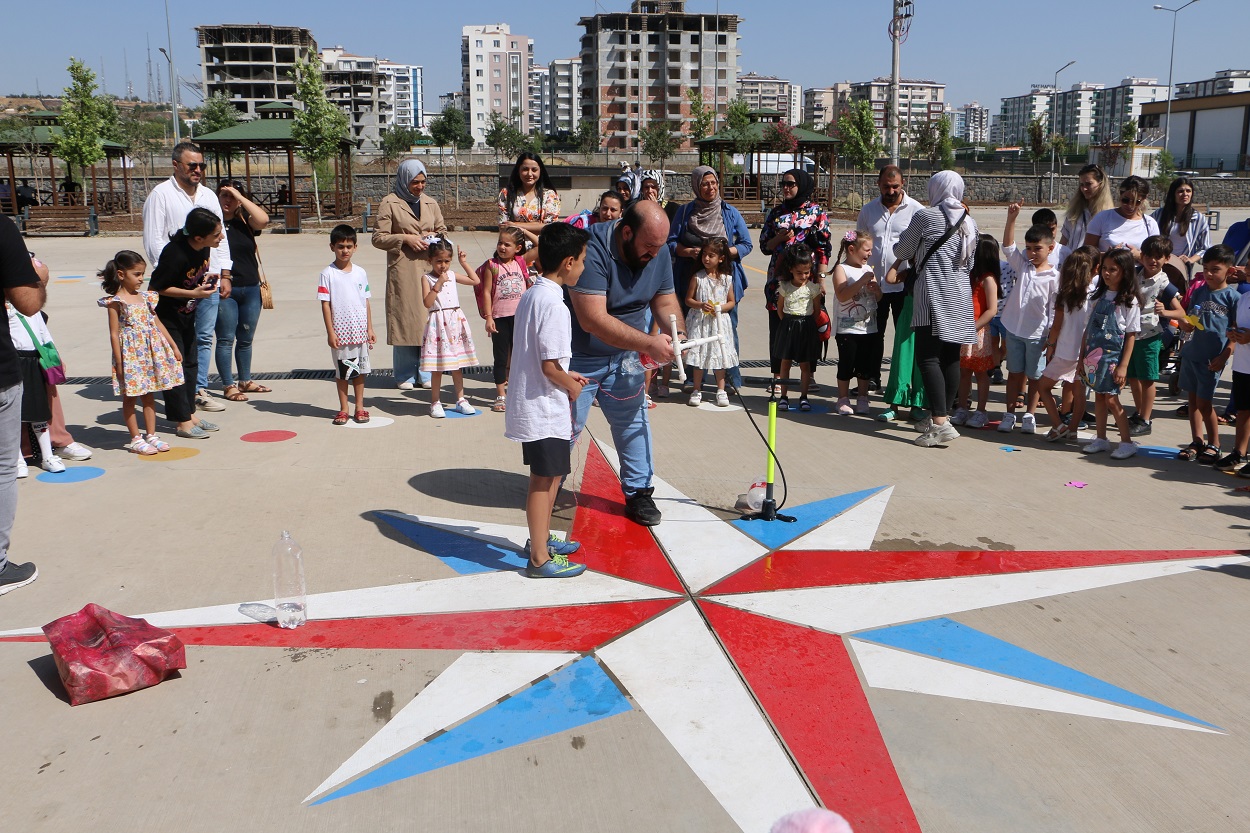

{"left": 998, "top": 204, "right": 1060, "bottom": 434}
{"left": 505, "top": 223, "right": 592, "bottom": 578}
{"left": 318, "top": 224, "right": 375, "bottom": 425}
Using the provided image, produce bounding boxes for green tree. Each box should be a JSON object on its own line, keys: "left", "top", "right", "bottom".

{"left": 1027, "top": 116, "right": 1048, "bottom": 173}
{"left": 428, "top": 105, "right": 472, "bottom": 208}
{"left": 640, "top": 120, "right": 678, "bottom": 169}
{"left": 573, "top": 119, "right": 600, "bottom": 163}
{"left": 685, "top": 89, "right": 714, "bottom": 145}
{"left": 836, "top": 100, "right": 884, "bottom": 198}
{"left": 0, "top": 113, "right": 46, "bottom": 190}
{"left": 934, "top": 115, "right": 955, "bottom": 169}
{"left": 724, "top": 98, "right": 754, "bottom": 155}
{"left": 198, "top": 92, "right": 241, "bottom": 136}
{"left": 1152, "top": 148, "right": 1176, "bottom": 194}
{"left": 290, "top": 58, "right": 350, "bottom": 222}
{"left": 763, "top": 120, "right": 799, "bottom": 155}
{"left": 484, "top": 111, "right": 527, "bottom": 161}
{"left": 53, "top": 58, "right": 107, "bottom": 194}
{"left": 380, "top": 126, "right": 423, "bottom": 174}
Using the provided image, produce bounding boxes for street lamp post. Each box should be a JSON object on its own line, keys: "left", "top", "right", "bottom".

{"left": 1050, "top": 60, "right": 1075, "bottom": 201}
{"left": 158, "top": 48, "right": 180, "bottom": 147}
{"left": 1154, "top": 0, "right": 1199, "bottom": 164}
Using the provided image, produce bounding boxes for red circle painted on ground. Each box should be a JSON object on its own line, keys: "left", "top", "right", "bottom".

{"left": 240, "top": 430, "right": 298, "bottom": 443}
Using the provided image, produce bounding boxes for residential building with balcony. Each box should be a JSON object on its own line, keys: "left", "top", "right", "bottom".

{"left": 196, "top": 24, "right": 317, "bottom": 118}
{"left": 461, "top": 24, "right": 535, "bottom": 146}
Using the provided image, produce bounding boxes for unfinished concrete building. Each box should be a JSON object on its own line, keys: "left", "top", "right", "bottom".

{"left": 197, "top": 24, "right": 319, "bottom": 118}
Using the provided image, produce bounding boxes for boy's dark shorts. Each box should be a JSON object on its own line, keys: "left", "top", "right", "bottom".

{"left": 1233, "top": 371, "right": 1250, "bottom": 413}
{"left": 523, "top": 437, "right": 571, "bottom": 478}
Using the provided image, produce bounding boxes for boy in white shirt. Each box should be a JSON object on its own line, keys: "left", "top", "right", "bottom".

{"left": 318, "top": 225, "right": 375, "bottom": 425}
{"left": 505, "top": 223, "right": 592, "bottom": 578}
{"left": 1220, "top": 291, "right": 1250, "bottom": 473}
{"left": 999, "top": 204, "right": 1060, "bottom": 434}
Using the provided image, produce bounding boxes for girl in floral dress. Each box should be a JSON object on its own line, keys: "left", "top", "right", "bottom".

{"left": 98, "top": 250, "right": 183, "bottom": 454}
{"left": 420, "top": 239, "right": 480, "bottom": 418}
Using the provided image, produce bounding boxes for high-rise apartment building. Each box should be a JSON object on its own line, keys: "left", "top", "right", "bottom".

{"left": 997, "top": 86, "right": 1054, "bottom": 146}
{"left": 320, "top": 47, "right": 384, "bottom": 150}
{"left": 197, "top": 24, "right": 318, "bottom": 117}
{"left": 1092, "top": 77, "right": 1167, "bottom": 143}
{"left": 1175, "top": 69, "right": 1250, "bottom": 99}
{"left": 802, "top": 84, "right": 851, "bottom": 131}
{"left": 737, "top": 73, "right": 800, "bottom": 124}
{"left": 578, "top": 1, "right": 741, "bottom": 151}
{"left": 530, "top": 65, "right": 550, "bottom": 135}
{"left": 379, "top": 60, "right": 425, "bottom": 131}
{"left": 546, "top": 58, "right": 582, "bottom": 136}
{"left": 1051, "top": 82, "right": 1101, "bottom": 147}
{"left": 849, "top": 77, "right": 946, "bottom": 146}
{"left": 953, "top": 101, "right": 990, "bottom": 144}
{"left": 461, "top": 24, "right": 535, "bottom": 146}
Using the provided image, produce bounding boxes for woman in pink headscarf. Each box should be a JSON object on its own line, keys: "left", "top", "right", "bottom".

{"left": 892, "top": 170, "right": 979, "bottom": 447}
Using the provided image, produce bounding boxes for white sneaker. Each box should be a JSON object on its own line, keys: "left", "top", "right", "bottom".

{"left": 715, "top": 390, "right": 729, "bottom": 408}
{"left": 397, "top": 381, "right": 414, "bottom": 391}
{"left": 41, "top": 456, "right": 66, "bottom": 473}
{"left": 54, "top": 442, "right": 93, "bottom": 461}
{"left": 950, "top": 407, "right": 970, "bottom": 426}
{"left": 454, "top": 398, "right": 475, "bottom": 415}
{"left": 855, "top": 396, "right": 870, "bottom": 415}
{"left": 966, "top": 410, "right": 989, "bottom": 429}
{"left": 914, "top": 417, "right": 933, "bottom": 433}
{"left": 997, "top": 412, "right": 1017, "bottom": 432}
{"left": 196, "top": 389, "right": 226, "bottom": 412}
{"left": 1110, "top": 441, "right": 1139, "bottom": 460}
{"left": 688, "top": 390, "right": 702, "bottom": 407}
{"left": 915, "top": 421, "right": 959, "bottom": 447}
{"left": 16, "top": 458, "right": 27, "bottom": 479}
{"left": 1020, "top": 413, "right": 1037, "bottom": 434}
{"left": 430, "top": 402, "right": 446, "bottom": 419}
{"left": 1083, "top": 437, "right": 1112, "bottom": 454}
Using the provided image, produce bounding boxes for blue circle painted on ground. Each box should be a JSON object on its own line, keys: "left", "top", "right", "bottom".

{"left": 778, "top": 403, "right": 829, "bottom": 415}
{"left": 445, "top": 407, "right": 480, "bottom": 419}
{"left": 35, "top": 465, "right": 105, "bottom": 484}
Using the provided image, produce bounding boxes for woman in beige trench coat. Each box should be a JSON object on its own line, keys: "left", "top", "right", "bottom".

{"left": 372, "top": 158, "right": 448, "bottom": 389}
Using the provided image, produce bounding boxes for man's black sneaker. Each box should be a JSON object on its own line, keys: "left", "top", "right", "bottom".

{"left": 1129, "top": 419, "right": 1152, "bottom": 436}
{"left": 624, "top": 488, "right": 662, "bottom": 526}
{"left": 0, "top": 560, "right": 37, "bottom": 596}
{"left": 1128, "top": 412, "right": 1145, "bottom": 426}
{"left": 1216, "top": 452, "right": 1247, "bottom": 473}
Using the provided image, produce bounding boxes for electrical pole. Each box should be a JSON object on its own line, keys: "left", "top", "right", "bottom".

{"left": 888, "top": 1, "right": 913, "bottom": 166}
{"left": 164, "top": 0, "right": 180, "bottom": 145}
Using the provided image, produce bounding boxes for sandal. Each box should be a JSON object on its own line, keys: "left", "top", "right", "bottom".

{"left": 332, "top": 411, "right": 349, "bottom": 426}
{"left": 492, "top": 396, "right": 507, "bottom": 413}
{"left": 354, "top": 409, "right": 370, "bottom": 424}
{"left": 125, "top": 436, "right": 157, "bottom": 456}
{"left": 238, "top": 381, "right": 272, "bottom": 393}
{"left": 223, "top": 385, "right": 248, "bottom": 402}
{"left": 1176, "top": 440, "right": 1203, "bottom": 461}
{"left": 798, "top": 397, "right": 812, "bottom": 412}
{"left": 1198, "top": 444, "right": 1221, "bottom": 464}
{"left": 1013, "top": 394, "right": 1026, "bottom": 410}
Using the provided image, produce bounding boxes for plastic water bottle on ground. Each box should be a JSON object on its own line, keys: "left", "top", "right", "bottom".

{"left": 273, "top": 531, "right": 307, "bottom": 629}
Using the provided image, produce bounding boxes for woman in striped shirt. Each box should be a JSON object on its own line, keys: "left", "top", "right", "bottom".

{"left": 893, "top": 171, "right": 980, "bottom": 447}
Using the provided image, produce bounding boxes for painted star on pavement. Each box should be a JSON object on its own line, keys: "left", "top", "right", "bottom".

{"left": 1, "top": 436, "right": 1239, "bottom": 833}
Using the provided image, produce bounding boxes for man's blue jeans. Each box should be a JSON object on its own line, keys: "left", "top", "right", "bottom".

{"left": 570, "top": 353, "right": 652, "bottom": 498}
{"left": 393, "top": 345, "right": 431, "bottom": 387}
{"left": 194, "top": 290, "right": 220, "bottom": 391}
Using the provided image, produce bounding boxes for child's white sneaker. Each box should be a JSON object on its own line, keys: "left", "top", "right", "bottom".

{"left": 1020, "top": 413, "right": 1037, "bottom": 434}
{"left": 834, "top": 397, "right": 853, "bottom": 415}
{"left": 966, "top": 410, "right": 989, "bottom": 429}
{"left": 997, "top": 412, "right": 1016, "bottom": 432}
{"left": 41, "top": 456, "right": 66, "bottom": 473}
{"left": 715, "top": 389, "right": 729, "bottom": 408}
{"left": 1083, "top": 437, "right": 1112, "bottom": 454}
{"left": 430, "top": 402, "right": 446, "bottom": 419}
{"left": 16, "top": 458, "right": 27, "bottom": 479}
{"left": 855, "top": 395, "right": 870, "bottom": 415}
{"left": 688, "top": 390, "right": 702, "bottom": 407}
{"left": 454, "top": 398, "right": 475, "bottom": 415}
{"left": 950, "top": 407, "right": 970, "bottom": 426}
{"left": 1110, "top": 441, "right": 1139, "bottom": 460}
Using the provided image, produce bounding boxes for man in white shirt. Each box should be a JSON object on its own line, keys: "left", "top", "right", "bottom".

{"left": 142, "top": 141, "right": 232, "bottom": 412}
{"left": 857, "top": 165, "right": 921, "bottom": 389}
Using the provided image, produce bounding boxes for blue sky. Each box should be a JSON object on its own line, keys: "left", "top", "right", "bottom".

{"left": 3, "top": 0, "right": 1238, "bottom": 113}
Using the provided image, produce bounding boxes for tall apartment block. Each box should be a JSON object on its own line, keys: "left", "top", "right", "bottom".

{"left": 1176, "top": 69, "right": 1250, "bottom": 99}
{"left": 578, "top": 1, "right": 741, "bottom": 151}
{"left": 379, "top": 61, "right": 425, "bottom": 130}
{"left": 849, "top": 77, "right": 946, "bottom": 146}
{"left": 319, "top": 48, "right": 384, "bottom": 151}
{"left": 997, "top": 86, "right": 1054, "bottom": 146}
{"left": 546, "top": 58, "right": 582, "bottom": 136}
{"left": 737, "top": 73, "right": 800, "bottom": 125}
{"left": 1052, "top": 83, "right": 1101, "bottom": 147}
{"left": 1093, "top": 77, "right": 1166, "bottom": 143}
{"left": 530, "top": 65, "right": 550, "bottom": 136}
{"left": 952, "top": 102, "right": 990, "bottom": 144}
{"left": 196, "top": 24, "right": 318, "bottom": 117}
{"left": 461, "top": 24, "right": 535, "bottom": 146}
{"left": 803, "top": 84, "right": 851, "bottom": 132}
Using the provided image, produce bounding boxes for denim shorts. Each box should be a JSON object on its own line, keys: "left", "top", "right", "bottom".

{"left": 1005, "top": 332, "right": 1046, "bottom": 379}
{"left": 1179, "top": 355, "right": 1221, "bottom": 401}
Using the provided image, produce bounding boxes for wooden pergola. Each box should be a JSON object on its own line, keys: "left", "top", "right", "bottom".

{"left": 0, "top": 111, "right": 132, "bottom": 215}
{"left": 695, "top": 109, "right": 840, "bottom": 212}
{"left": 192, "top": 103, "right": 355, "bottom": 217}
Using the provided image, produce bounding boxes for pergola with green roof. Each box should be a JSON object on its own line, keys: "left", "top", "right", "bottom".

{"left": 695, "top": 109, "right": 840, "bottom": 211}
{"left": 0, "top": 111, "right": 132, "bottom": 215}
{"left": 192, "top": 102, "right": 356, "bottom": 217}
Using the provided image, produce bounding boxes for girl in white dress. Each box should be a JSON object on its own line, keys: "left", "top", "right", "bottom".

{"left": 682, "top": 237, "right": 737, "bottom": 407}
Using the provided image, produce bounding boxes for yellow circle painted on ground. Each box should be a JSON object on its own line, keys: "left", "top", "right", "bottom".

{"left": 137, "top": 446, "right": 202, "bottom": 461}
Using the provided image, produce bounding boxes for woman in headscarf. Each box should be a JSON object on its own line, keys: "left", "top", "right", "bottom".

{"left": 639, "top": 169, "right": 678, "bottom": 221}
{"left": 498, "top": 151, "right": 561, "bottom": 234}
{"left": 759, "top": 169, "right": 832, "bottom": 391}
{"left": 892, "top": 170, "right": 980, "bottom": 447}
{"left": 614, "top": 170, "right": 640, "bottom": 208}
{"left": 668, "top": 166, "right": 753, "bottom": 390}
{"left": 372, "top": 158, "right": 448, "bottom": 389}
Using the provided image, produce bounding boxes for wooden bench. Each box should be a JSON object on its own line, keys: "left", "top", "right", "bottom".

{"left": 21, "top": 205, "right": 97, "bottom": 237}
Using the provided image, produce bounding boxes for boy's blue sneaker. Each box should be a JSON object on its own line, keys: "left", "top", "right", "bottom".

{"left": 525, "top": 535, "right": 581, "bottom": 556}
{"left": 525, "top": 553, "right": 587, "bottom": 579}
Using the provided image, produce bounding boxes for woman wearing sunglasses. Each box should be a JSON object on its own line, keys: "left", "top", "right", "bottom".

{"left": 1083, "top": 175, "right": 1160, "bottom": 261}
